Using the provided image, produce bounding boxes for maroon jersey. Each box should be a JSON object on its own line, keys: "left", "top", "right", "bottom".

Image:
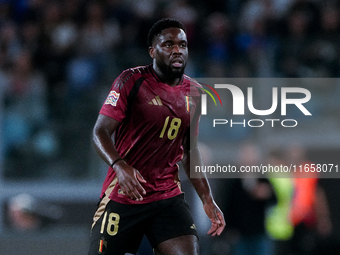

{"left": 99, "top": 65, "right": 201, "bottom": 204}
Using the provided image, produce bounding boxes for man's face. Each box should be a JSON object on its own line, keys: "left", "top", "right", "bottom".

{"left": 149, "top": 27, "right": 188, "bottom": 79}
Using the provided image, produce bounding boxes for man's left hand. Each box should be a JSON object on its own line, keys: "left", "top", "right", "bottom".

{"left": 203, "top": 201, "right": 225, "bottom": 236}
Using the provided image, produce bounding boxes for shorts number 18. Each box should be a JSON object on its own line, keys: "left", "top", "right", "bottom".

{"left": 100, "top": 211, "right": 120, "bottom": 236}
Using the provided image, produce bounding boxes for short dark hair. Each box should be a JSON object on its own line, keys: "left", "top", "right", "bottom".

{"left": 147, "top": 18, "right": 186, "bottom": 47}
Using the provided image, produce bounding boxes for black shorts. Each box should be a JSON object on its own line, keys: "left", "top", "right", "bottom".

{"left": 88, "top": 193, "right": 198, "bottom": 255}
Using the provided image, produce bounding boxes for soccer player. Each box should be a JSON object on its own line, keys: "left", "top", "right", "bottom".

{"left": 88, "top": 18, "right": 225, "bottom": 255}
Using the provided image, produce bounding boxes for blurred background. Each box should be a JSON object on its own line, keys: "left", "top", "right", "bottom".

{"left": 1, "top": 0, "right": 340, "bottom": 254}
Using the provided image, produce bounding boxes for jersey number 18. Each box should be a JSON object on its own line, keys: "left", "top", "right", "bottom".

{"left": 159, "top": 116, "right": 182, "bottom": 140}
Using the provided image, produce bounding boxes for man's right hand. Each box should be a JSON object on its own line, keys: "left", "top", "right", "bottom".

{"left": 114, "top": 160, "right": 146, "bottom": 201}
{"left": 92, "top": 114, "right": 146, "bottom": 201}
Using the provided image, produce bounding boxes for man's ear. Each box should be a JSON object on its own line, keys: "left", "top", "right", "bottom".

{"left": 149, "top": 46, "right": 155, "bottom": 58}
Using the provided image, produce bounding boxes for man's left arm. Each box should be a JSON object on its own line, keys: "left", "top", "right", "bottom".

{"left": 182, "top": 134, "right": 225, "bottom": 236}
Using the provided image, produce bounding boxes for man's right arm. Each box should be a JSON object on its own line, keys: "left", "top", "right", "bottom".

{"left": 93, "top": 114, "right": 146, "bottom": 201}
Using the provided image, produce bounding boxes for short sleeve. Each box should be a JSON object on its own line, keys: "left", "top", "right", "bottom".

{"left": 99, "top": 69, "right": 136, "bottom": 122}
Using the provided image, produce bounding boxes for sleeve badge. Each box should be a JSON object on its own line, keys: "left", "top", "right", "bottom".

{"left": 105, "top": 90, "right": 120, "bottom": 106}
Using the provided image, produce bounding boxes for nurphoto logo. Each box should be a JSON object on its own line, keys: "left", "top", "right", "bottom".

{"left": 197, "top": 80, "right": 312, "bottom": 128}
{"left": 198, "top": 83, "right": 223, "bottom": 115}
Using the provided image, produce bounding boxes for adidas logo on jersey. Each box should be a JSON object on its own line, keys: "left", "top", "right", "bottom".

{"left": 148, "top": 96, "right": 163, "bottom": 106}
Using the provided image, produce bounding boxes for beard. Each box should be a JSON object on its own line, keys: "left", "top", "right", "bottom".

{"left": 156, "top": 59, "right": 186, "bottom": 79}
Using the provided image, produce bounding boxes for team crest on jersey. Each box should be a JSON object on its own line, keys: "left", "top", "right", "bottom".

{"left": 105, "top": 90, "right": 120, "bottom": 106}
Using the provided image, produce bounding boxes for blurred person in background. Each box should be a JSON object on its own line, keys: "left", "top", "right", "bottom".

{"left": 164, "top": 0, "right": 198, "bottom": 43}
{"left": 0, "top": 21, "right": 21, "bottom": 70}
{"left": 275, "top": 0, "right": 320, "bottom": 77}
{"left": 305, "top": 3, "right": 340, "bottom": 77}
{"left": 237, "top": 0, "right": 278, "bottom": 77}
{"left": 75, "top": 0, "right": 121, "bottom": 85}
{"left": 204, "top": 12, "right": 233, "bottom": 77}
{"left": 39, "top": 0, "right": 78, "bottom": 118}
{"left": 221, "top": 143, "right": 276, "bottom": 255}
{"left": 7, "top": 193, "right": 63, "bottom": 231}
{"left": 265, "top": 149, "right": 294, "bottom": 255}
{"left": 286, "top": 144, "right": 332, "bottom": 255}
{"left": 8, "top": 193, "right": 42, "bottom": 231}
{"left": 3, "top": 49, "right": 50, "bottom": 177}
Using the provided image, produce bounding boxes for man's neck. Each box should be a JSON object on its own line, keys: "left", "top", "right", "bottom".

{"left": 153, "top": 64, "right": 182, "bottom": 87}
